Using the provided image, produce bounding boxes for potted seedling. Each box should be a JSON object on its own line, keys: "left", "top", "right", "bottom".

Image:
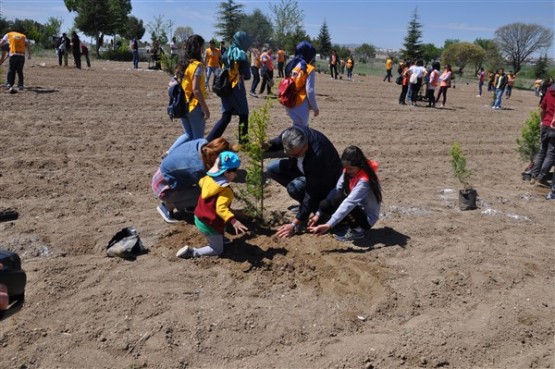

{"left": 516, "top": 109, "right": 541, "bottom": 181}
{"left": 450, "top": 142, "right": 477, "bottom": 210}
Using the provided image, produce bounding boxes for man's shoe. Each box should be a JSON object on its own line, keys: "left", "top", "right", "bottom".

{"left": 537, "top": 178, "right": 551, "bottom": 188}
{"left": 334, "top": 228, "right": 366, "bottom": 242}
{"left": 157, "top": 203, "right": 179, "bottom": 223}
{"left": 176, "top": 245, "right": 194, "bottom": 259}
{"left": 18, "top": 86, "right": 24, "bottom": 91}
{"left": 546, "top": 192, "right": 555, "bottom": 200}
{"left": 249, "top": 91, "right": 258, "bottom": 98}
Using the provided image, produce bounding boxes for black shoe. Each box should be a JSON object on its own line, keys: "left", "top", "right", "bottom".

{"left": 537, "top": 178, "right": 551, "bottom": 188}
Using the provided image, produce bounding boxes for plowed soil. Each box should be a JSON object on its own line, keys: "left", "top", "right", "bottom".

{"left": 0, "top": 57, "right": 553, "bottom": 369}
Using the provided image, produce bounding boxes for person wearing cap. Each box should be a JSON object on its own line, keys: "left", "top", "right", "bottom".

{"left": 283, "top": 41, "right": 319, "bottom": 127}
{"left": 176, "top": 151, "right": 248, "bottom": 258}
{"left": 264, "top": 126, "right": 342, "bottom": 239}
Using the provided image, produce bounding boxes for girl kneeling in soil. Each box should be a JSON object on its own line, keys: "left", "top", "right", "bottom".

{"left": 176, "top": 151, "right": 248, "bottom": 259}
{"left": 307, "top": 146, "right": 382, "bottom": 242}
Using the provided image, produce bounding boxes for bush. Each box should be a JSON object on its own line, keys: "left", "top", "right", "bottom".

{"left": 98, "top": 48, "right": 132, "bottom": 62}
{"left": 450, "top": 142, "right": 473, "bottom": 190}
{"left": 516, "top": 109, "right": 541, "bottom": 164}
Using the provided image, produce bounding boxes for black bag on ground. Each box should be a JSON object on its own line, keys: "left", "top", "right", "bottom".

{"left": 106, "top": 227, "right": 148, "bottom": 259}
{"left": 167, "top": 82, "right": 189, "bottom": 120}
{"left": 0, "top": 249, "right": 27, "bottom": 321}
{"left": 212, "top": 68, "right": 232, "bottom": 97}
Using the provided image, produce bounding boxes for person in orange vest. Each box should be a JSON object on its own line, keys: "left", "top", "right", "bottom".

{"left": 204, "top": 39, "right": 221, "bottom": 90}
{"left": 345, "top": 55, "right": 355, "bottom": 81}
{"left": 505, "top": 70, "right": 516, "bottom": 99}
{"left": 383, "top": 57, "right": 393, "bottom": 82}
{"left": 0, "top": 31, "right": 32, "bottom": 93}
{"left": 277, "top": 46, "right": 286, "bottom": 78}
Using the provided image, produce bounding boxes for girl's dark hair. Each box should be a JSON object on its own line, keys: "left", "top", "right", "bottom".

{"left": 341, "top": 146, "right": 382, "bottom": 203}
{"left": 179, "top": 34, "right": 204, "bottom": 71}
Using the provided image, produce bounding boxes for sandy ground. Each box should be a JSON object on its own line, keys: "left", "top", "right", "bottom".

{"left": 0, "top": 57, "right": 553, "bottom": 369}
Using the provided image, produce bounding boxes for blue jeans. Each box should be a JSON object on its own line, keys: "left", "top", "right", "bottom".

{"left": 266, "top": 159, "right": 306, "bottom": 203}
{"left": 168, "top": 105, "right": 205, "bottom": 152}
{"left": 206, "top": 66, "right": 219, "bottom": 89}
{"left": 478, "top": 81, "right": 483, "bottom": 96}
{"left": 250, "top": 66, "right": 260, "bottom": 93}
{"left": 132, "top": 50, "right": 139, "bottom": 69}
{"left": 494, "top": 88, "right": 505, "bottom": 108}
{"left": 7, "top": 55, "right": 25, "bottom": 87}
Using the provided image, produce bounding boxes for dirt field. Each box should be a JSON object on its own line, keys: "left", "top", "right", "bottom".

{"left": 1, "top": 57, "right": 553, "bottom": 369}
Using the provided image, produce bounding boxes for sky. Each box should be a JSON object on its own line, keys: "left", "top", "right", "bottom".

{"left": 1, "top": 0, "right": 554, "bottom": 56}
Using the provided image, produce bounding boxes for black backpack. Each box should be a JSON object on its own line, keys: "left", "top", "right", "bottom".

{"left": 167, "top": 82, "right": 189, "bottom": 120}
{"left": 212, "top": 68, "right": 233, "bottom": 97}
{"left": 0, "top": 249, "right": 26, "bottom": 320}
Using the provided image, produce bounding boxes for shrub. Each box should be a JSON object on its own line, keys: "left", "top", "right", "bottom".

{"left": 450, "top": 142, "right": 473, "bottom": 190}
{"left": 160, "top": 53, "right": 177, "bottom": 76}
{"left": 516, "top": 109, "right": 541, "bottom": 164}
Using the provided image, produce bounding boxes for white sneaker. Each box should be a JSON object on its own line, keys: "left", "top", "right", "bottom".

{"left": 157, "top": 203, "right": 179, "bottom": 223}
{"left": 176, "top": 245, "right": 194, "bottom": 259}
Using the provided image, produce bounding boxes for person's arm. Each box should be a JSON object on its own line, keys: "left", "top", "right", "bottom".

{"left": 192, "top": 65, "right": 210, "bottom": 120}
{"left": 306, "top": 71, "right": 319, "bottom": 116}
{"left": 327, "top": 180, "right": 370, "bottom": 228}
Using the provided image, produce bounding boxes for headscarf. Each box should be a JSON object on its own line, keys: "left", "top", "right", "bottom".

{"left": 223, "top": 31, "right": 252, "bottom": 68}
{"left": 285, "top": 41, "right": 317, "bottom": 77}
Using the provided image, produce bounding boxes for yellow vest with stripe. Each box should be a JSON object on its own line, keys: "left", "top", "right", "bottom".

{"left": 291, "top": 64, "right": 315, "bottom": 107}
{"left": 7, "top": 32, "right": 27, "bottom": 56}
{"left": 181, "top": 60, "right": 206, "bottom": 112}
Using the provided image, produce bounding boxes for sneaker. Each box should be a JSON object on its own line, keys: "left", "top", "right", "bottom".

{"left": 546, "top": 193, "right": 555, "bottom": 200}
{"left": 334, "top": 228, "right": 366, "bottom": 242}
{"left": 4, "top": 84, "right": 11, "bottom": 90}
{"left": 8, "top": 87, "right": 17, "bottom": 94}
{"left": 176, "top": 245, "right": 194, "bottom": 259}
{"left": 18, "top": 86, "right": 24, "bottom": 91}
{"left": 287, "top": 204, "right": 299, "bottom": 215}
{"left": 157, "top": 203, "right": 179, "bottom": 224}
{"left": 537, "top": 178, "right": 551, "bottom": 188}
{"left": 249, "top": 91, "right": 258, "bottom": 98}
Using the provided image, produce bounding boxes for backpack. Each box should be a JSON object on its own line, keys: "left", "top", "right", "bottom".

{"left": 0, "top": 249, "right": 27, "bottom": 321}
{"left": 167, "top": 81, "right": 189, "bottom": 120}
{"left": 278, "top": 76, "right": 297, "bottom": 108}
{"left": 212, "top": 68, "right": 233, "bottom": 97}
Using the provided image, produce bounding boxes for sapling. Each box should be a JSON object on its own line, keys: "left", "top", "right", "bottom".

{"left": 516, "top": 109, "right": 541, "bottom": 170}
{"left": 450, "top": 142, "right": 473, "bottom": 191}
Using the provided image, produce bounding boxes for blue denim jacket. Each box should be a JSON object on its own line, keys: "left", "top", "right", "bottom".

{"left": 160, "top": 138, "right": 208, "bottom": 190}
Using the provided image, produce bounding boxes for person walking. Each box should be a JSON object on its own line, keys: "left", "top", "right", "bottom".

{"left": 80, "top": 41, "right": 91, "bottom": 68}
{"left": 175, "top": 151, "right": 248, "bottom": 259}
{"left": 277, "top": 46, "right": 286, "bottom": 78}
{"left": 248, "top": 46, "right": 260, "bottom": 97}
{"left": 308, "top": 146, "right": 382, "bottom": 241}
{"left": 345, "top": 55, "right": 354, "bottom": 81}
{"left": 283, "top": 41, "right": 319, "bottom": 127}
{"left": 329, "top": 49, "right": 338, "bottom": 79}
{"left": 435, "top": 64, "right": 452, "bottom": 108}
{"left": 71, "top": 31, "right": 81, "bottom": 69}
{"left": 492, "top": 68, "right": 507, "bottom": 110}
{"left": 167, "top": 35, "right": 210, "bottom": 152}
{"left": 264, "top": 126, "right": 343, "bottom": 239}
{"left": 0, "top": 30, "right": 31, "bottom": 93}
{"left": 204, "top": 40, "right": 221, "bottom": 90}
{"left": 383, "top": 56, "right": 393, "bottom": 82}
{"left": 477, "top": 67, "right": 485, "bottom": 97}
{"left": 131, "top": 38, "right": 139, "bottom": 69}
{"left": 506, "top": 71, "right": 516, "bottom": 99}
{"left": 258, "top": 48, "right": 274, "bottom": 95}
{"left": 210, "top": 31, "right": 252, "bottom": 144}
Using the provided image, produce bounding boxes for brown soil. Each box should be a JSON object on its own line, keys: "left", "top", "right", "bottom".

{"left": 0, "top": 57, "right": 553, "bottom": 369}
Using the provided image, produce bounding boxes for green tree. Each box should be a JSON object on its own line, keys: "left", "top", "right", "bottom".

{"left": 239, "top": 9, "right": 273, "bottom": 48}
{"left": 215, "top": 0, "right": 245, "bottom": 43}
{"left": 401, "top": 8, "right": 423, "bottom": 61}
{"left": 420, "top": 43, "right": 441, "bottom": 63}
{"left": 441, "top": 42, "right": 485, "bottom": 75}
{"left": 64, "top": 0, "right": 132, "bottom": 57}
{"left": 317, "top": 20, "right": 332, "bottom": 59}
{"left": 534, "top": 54, "right": 549, "bottom": 79}
{"left": 495, "top": 23, "right": 553, "bottom": 74}
{"left": 270, "top": 0, "right": 304, "bottom": 49}
{"left": 354, "top": 43, "right": 376, "bottom": 63}
{"left": 122, "top": 16, "right": 145, "bottom": 41}
{"left": 283, "top": 28, "right": 310, "bottom": 53}
{"left": 147, "top": 15, "right": 170, "bottom": 44}
{"left": 443, "top": 39, "right": 460, "bottom": 49}
{"left": 174, "top": 26, "right": 194, "bottom": 45}
{"left": 474, "top": 38, "right": 503, "bottom": 72}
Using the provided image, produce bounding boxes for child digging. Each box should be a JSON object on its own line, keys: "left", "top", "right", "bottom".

{"left": 176, "top": 151, "right": 248, "bottom": 259}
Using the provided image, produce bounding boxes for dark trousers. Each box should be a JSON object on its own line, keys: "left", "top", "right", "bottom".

{"left": 83, "top": 52, "right": 91, "bottom": 68}
{"left": 210, "top": 111, "right": 249, "bottom": 144}
{"left": 399, "top": 85, "right": 408, "bottom": 104}
{"left": 319, "top": 190, "right": 370, "bottom": 230}
{"left": 259, "top": 69, "right": 273, "bottom": 94}
{"left": 278, "top": 62, "right": 284, "bottom": 78}
{"left": 383, "top": 69, "right": 392, "bottom": 82}
{"left": 57, "top": 50, "right": 63, "bottom": 66}
{"left": 330, "top": 64, "right": 338, "bottom": 79}
{"left": 531, "top": 125, "right": 555, "bottom": 180}
{"left": 7, "top": 55, "right": 25, "bottom": 87}
{"left": 250, "top": 66, "right": 260, "bottom": 93}
{"left": 410, "top": 82, "right": 422, "bottom": 103}
{"left": 436, "top": 86, "right": 449, "bottom": 105}
{"left": 73, "top": 50, "right": 81, "bottom": 69}
{"left": 426, "top": 89, "right": 436, "bottom": 107}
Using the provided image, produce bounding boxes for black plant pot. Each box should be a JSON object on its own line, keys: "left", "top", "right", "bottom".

{"left": 522, "top": 171, "right": 532, "bottom": 181}
{"left": 459, "top": 188, "right": 477, "bottom": 211}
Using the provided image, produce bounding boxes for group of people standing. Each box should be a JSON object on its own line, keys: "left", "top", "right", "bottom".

{"left": 328, "top": 49, "right": 355, "bottom": 81}
{"left": 397, "top": 59, "right": 453, "bottom": 107}
{"left": 56, "top": 32, "right": 90, "bottom": 69}
{"left": 151, "top": 34, "right": 383, "bottom": 260}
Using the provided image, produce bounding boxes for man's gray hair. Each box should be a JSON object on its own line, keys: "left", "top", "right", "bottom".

{"left": 281, "top": 127, "right": 307, "bottom": 152}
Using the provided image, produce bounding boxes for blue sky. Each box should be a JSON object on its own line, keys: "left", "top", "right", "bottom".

{"left": 2, "top": 0, "right": 554, "bottom": 55}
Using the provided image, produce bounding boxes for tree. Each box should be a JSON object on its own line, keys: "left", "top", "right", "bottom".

{"left": 354, "top": 43, "right": 376, "bottom": 63}
{"left": 214, "top": 0, "right": 245, "bottom": 42}
{"left": 64, "top": 0, "right": 132, "bottom": 57}
{"left": 174, "top": 26, "right": 194, "bottom": 45}
{"left": 441, "top": 42, "right": 485, "bottom": 75}
{"left": 420, "top": 43, "right": 441, "bottom": 63}
{"left": 121, "top": 16, "right": 145, "bottom": 41}
{"left": 269, "top": 0, "right": 304, "bottom": 49}
{"left": 239, "top": 9, "right": 273, "bottom": 48}
{"left": 401, "top": 8, "right": 423, "bottom": 61}
{"left": 443, "top": 39, "right": 460, "bottom": 49}
{"left": 147, "top": 15, "right": 171, "bottom": 44}
{"left": 534, "top": 54, "right": 549, "bottom": 79}
{"left": 474, "top": 38, "right": 503, "bottom": 72}
{"left": 495, "top": 23, "right": 553, "bottom": 74}
{"left": 317, "top": 20, "right": 332, "bottom": 59}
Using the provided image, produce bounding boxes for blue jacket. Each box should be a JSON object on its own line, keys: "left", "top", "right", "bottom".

{"left": 268, "top": 127, "right": 342, "bottom": 221}
{"left": 160, "top": 138, "right": 208, "bottom": 190}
